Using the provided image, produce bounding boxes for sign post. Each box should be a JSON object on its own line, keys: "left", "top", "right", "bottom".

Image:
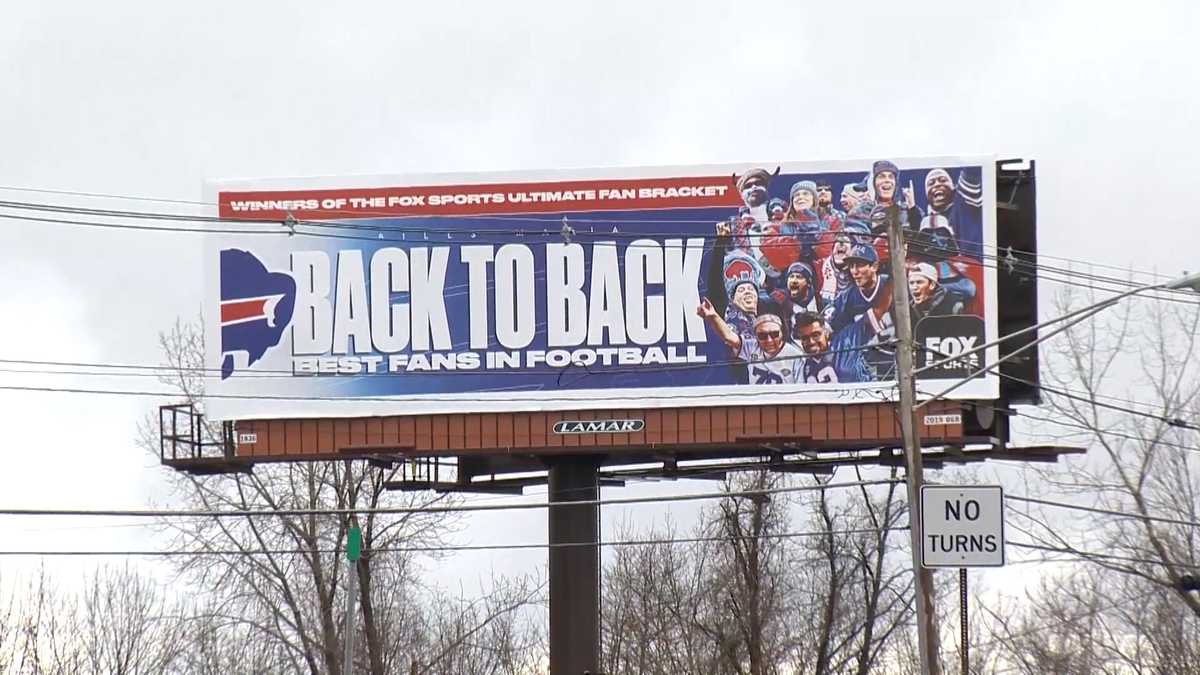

{"left": 922, "top": 486, "right": 1005, "bottom": 675}
{"left": 343, "top": 525, "right": 362, "bottom": 675}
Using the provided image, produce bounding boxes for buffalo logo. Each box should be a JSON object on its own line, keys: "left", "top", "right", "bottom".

{"left": 722, "top": 255, "right": 763, "bottom": 299}
{"left": 220, "top": 249, "right": 296, "bottom": 379}
{"left": 552, "top": 419, "right": 645, "bottom": 434}
{"left": 724, "top": 258, "right": 757, "bottom": 284}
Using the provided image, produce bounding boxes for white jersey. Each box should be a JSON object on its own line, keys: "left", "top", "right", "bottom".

{"left": 738, "top": 340, "right": 805, "bottom": 385}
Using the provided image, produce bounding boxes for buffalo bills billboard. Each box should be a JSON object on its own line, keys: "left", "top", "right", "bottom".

{"left": 203, "top": 157, "right": 999, "bottom": 420}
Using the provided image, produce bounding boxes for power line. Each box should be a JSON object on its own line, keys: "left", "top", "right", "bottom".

{"left": 0, "top": 525, "right": 906, "bottom": 557}
{"left": 3, "top": 198, "right": 1197, "bottom": 305}
{"left": 0, "top": 191, "right": 1182, "bottom": 289}
{"left": 1015, "top": 410, "right": 1199, "bottom": 453}
{"left": 0, "top": 381, "right": 906, "bottom": 405}
{"left": 915, "top": 347, "right": 1200, "bottom": 432}
{"left": 929, "top": 391, "right": 1199, "bottom": 454}
{"left": 1007, "top": 495, "right": 1200, "bottom": 529}
{"left": 0, "top": 184, "right": 210, "bottom": 207}
{"left": 0, "top": 478, "right": 900, "bottom": 519}
{"left": 1009, "top": 379, "right": 1198, "bottom": 431}
{"left": 0, "top": 339, "right": 899, "bottom": 381}
{"left": 1009, "top": 541, "right": 1200, "bottom": 570}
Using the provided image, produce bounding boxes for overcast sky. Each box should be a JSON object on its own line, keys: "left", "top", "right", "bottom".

{"left": 1, "top": 1, "right": 1197, "bottom": 588}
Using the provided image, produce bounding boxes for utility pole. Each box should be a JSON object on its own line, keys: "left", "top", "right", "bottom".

{"left": 887, "top": 216, "right": 943, "bottom": 675}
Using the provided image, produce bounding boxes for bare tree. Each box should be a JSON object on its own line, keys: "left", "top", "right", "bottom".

{"left": 14, "top": 568, "right": 85, "bottom": 675}
{"left": 140, "top": 319, "right": 543, "bottom": 675}
{"left": 970, "top": 287, "right": 1200, "bottom": 673}
{"left": 77, "top": 564, "right": 186, "bottom": 674}
{"left": 1013, "top": 292, "right": 1200, "bottom": 612}
{"left": 8, "top": 564, "right": 186, "bottom": 675}
{"left": 980, "top": 564, "right": 1200, "bottom": 674}
{"left": 600, "top": 469, "right": 915, "bottom": 675}
{"left": 708, "top": 470, "right": 792, "bottom": 675}
{"left": 0, "top": 575, "right": 15, "bottom": 674}
{"left": 601, "top": 517, "right": 724, "bottom": 674}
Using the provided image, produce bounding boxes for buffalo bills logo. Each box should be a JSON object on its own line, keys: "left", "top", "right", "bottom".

{"left": 220, "top": 249, "right": 296, "bottom": 379}
{"left": 724, "top": 258, "right": 757, "bottom": 286}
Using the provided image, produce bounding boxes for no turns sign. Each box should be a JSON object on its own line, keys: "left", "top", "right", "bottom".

{"left": 920, "top": 485, "right": 1005, "bottom": 568}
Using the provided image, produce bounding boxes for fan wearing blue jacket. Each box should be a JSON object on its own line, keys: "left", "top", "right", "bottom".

{"left": 827, "top": 244, "right": 896, "bottom": 382}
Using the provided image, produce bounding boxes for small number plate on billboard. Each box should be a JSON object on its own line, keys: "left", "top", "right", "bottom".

{"left": 923, "top": 413, "right": 962, "bottom": 426}
{"left": 237, "top": 432, "right": 258, "bottom": 444}
{"left": 921, "top": 485, "right": 1005, "bottom": 568}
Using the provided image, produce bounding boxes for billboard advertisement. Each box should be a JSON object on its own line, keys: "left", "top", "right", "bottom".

{"left": 204, "top": 157, "right": 998, "bottom": 420}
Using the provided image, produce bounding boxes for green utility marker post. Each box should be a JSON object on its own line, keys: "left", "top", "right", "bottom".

{"left": 346, "top": 526, "right": 362, "bottom": 561}
{"left": 343, "top": 525, "right": 362, "bottom": 674}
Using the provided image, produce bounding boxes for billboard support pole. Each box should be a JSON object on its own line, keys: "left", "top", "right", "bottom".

{"left": 547, "top": 456, "right": 601, "bottom": 675}
{"left": 887, "top": 214, "right": 943, "bottom": 675}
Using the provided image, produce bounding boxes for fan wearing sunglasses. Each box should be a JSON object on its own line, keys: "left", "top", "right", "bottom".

{"left": 696, "top": 302, "right": 805, "bottom": 385}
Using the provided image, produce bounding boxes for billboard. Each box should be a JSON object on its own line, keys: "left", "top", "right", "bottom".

{"left": 204, "top": 157, "right": 998, "bottom": 420}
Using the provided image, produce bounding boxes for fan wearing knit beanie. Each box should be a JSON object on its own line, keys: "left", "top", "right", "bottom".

{"left": 924, "top": 168, "right": 956, "bottom": 216}
{"left": 815, "top": 179, "right": 845, "bottom": 230}
{"left": 769, "top": 260, "right": 819, "bottom": 336}
{"left": 782, "top": 179, "right": 828, "bottom": 264}
{"left": 907, "top": 261, "right": 966, "bottom": 325}
{"left": 868, "top": 159, "right": 923, "bottom": 239}
{"left": 840, "top": 182, "right": 869, "bottom": 214}
{"left": 786, "top": 180, "right": 819, "bottom": 220}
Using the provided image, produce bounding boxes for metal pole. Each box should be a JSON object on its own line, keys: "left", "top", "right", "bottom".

{"left": 547, "top": 456, "right": 601, "bottom": 675}
{"left": 960, "top": 568, "right": 969, "bottom": 675}
{"left": 344, "top": 555, "right": 357, "bottom": 675}
{"left": 887, "top": 216, "right": 943, "bottom": 675}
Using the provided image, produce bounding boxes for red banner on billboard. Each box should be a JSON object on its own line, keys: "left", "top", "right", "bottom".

{"left": 219, "top": 176, "right": 743, "bottom": 220}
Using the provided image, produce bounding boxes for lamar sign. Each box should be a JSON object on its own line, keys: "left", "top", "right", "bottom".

{"left": 552, "top": 419, "right": 645, "bottom": 434}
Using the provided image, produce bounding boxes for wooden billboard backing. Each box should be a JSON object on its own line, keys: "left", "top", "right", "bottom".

{"left": 231, "top": 399, "right": 966, "bottom": 463}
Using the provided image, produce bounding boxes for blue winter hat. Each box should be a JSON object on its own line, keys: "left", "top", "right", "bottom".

{"left": 841, "top": 219, "right": 873, "bottom": 244}
{"left": 786, "top": 261, "right": 814, "bottom": 281}
{"left": 872, "top": 160, "right": 899, "bottom": 181}
{"left": 789, "top": 180, "right": 818, "bottom": 200}
{"left": 767, "top": 197, "right": 788, "bottom": 217}
{"left": 845, "top": 243, "right": 879, "bottom": 265}
{"left": 723, "top": 253, "right": 764, "bottom": 300}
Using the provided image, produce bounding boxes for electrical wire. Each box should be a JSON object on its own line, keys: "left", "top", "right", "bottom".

{"left": 1007, "top": 495, "right": 1200, "bottom": 529}
{"left": 914, "top": 345, "right": 1200, "bottom": 432}
{"left": 2, "top": 197, "right": 1197, "bottom": 306}
{"left": 1014, "top": 410, "right": 1199, "bottom": 453}
{"left": 0, "top": 525, "right": 907, "bottom": 557}
{"left": 0, "top": 192, "right": 1182, "bottom": 290}
{"left": 0, "top": 380, "right": 906, "bottom": 405}
{"left": 0, "top": 184, "right": 210, "bottom": 207}
{"left": 0, "top": 478, "right": 900, "bottom": 519}
{"left": 1008, "top": 541, "right": 1200, "bottom": 570}
{"left": 0, "top": 339, "right": 899, "bottom": 380}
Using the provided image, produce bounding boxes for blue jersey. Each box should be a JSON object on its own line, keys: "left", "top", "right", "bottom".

{"left": 827, "top": 275, "right": 894, "bottom": 383}
{"left": 801, "top": 353, "right": 839, "bottom": 384}
{"left": 829, "top": 320, "right": 879, "bottom": 383}
{"left": 829, "top": 273, "right": 890, "bottom": 334}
